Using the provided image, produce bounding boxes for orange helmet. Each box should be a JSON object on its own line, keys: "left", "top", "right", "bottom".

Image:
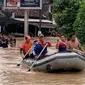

{"left": 25, "top": 35, "right": 31, "bottom": 40}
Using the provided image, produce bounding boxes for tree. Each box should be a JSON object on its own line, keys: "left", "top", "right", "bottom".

{"left": 53, "top": 0, "right": 81, "bottom": 36}
{"left": 73, "top": 0, "right": 85, "bottom": 43}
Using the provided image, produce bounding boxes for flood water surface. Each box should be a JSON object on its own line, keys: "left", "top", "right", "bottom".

{"left": 0, "top": 37, "right": 85, "bottom": 85}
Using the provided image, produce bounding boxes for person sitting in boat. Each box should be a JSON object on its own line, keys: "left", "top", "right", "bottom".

{"left": 20, "top": 35, "right": 33, "bottom": 60}
{"left": 56, "top": 34, "right": 68, "bottom": 52}
{"left": 33, "top": 34, "right": 51, "bottom": 59}
{"left": 67, "top": 34, "right": 85, "bottom": 55}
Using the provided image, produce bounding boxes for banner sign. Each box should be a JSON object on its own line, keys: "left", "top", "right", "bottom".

{"left": 4, "top": 0, "right": 42, "bottom": 9}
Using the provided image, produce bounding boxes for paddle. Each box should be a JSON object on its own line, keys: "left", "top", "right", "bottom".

{"left": 69, "top": 48, "right": 85, "bottom": 61}
{"left": 28, "top": 43, "right": 48, "bottom": 71}
{"left": 17, "top": 47, "right": 32, "bottom": 66}
{"left": 72, "top": 48, "right": 85, "bottom": 56}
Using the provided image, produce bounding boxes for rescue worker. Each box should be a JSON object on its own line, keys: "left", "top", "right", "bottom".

{"left": 33, "top": 34, "right": 51, "bottom": 59}
{"left": 56, "top": 35, "right": 68, "bottom": 52}
{"left": 20, "top": 35, "right": 33, "bottom": 59}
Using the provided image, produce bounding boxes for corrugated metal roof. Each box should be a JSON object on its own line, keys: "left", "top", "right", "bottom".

{"left": 14, "top": 18, "right": 53, "bottom": 23}
{"left": 14, "top": 18, "right": 55, "bottom": 28}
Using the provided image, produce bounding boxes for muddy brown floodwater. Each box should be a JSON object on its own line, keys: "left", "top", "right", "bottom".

{"left": 0, "top": 37, "right": 85, "bottom": 85}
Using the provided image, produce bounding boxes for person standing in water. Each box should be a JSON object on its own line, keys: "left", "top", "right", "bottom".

{"left": 1, "top": 34, "right": 9, "bottom": 48}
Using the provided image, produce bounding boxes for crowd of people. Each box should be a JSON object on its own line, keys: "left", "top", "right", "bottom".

{"left": 20, "top": 33, "right": 85, "bottom": 60}
{"left": 0, "top": 34, "right": 16, "bottom": 48}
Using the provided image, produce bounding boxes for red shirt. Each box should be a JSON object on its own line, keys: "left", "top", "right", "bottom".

{"left": 38, "top": 40, "right": 52, "bottom": 47}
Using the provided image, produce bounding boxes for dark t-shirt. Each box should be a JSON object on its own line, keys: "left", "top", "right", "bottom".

{"left": 2, "top": 38, "right": 8, "bottom": 48}
{"left": 0, "top": 39, "right": 2, "bottom": 47}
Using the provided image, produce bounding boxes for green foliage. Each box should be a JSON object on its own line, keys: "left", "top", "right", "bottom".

{"left": 53, "top": 0, "right": 81, "bottom": 35}
{"left": 74, "top": 0, "right": 85, "bottom": 43}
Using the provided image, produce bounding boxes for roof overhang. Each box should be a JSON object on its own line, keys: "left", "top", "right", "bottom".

{"left": 29, "top": 22, "right": 55, "bottom": 29}
{"left": 14, "top": 18, "right": 53, "bottom": 23}
{"left": 14, "top": 18, "right": 55, "bottom": 29}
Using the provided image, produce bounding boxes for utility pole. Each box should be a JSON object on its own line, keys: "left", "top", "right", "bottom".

{"left": 37, "top": 9, "right": 42, "bottom": 36}
{"left": 39, "top": 9, "right": 42, "bottom": 31}
{"left": 24, "top": 9, "right": 29, "bottom": 36}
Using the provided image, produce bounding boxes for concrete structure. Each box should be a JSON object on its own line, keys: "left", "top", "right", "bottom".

{"left": 0, "top": 0, "right": 55, "bottom": 36}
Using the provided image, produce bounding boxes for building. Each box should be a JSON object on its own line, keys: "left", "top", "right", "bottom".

{"left": 0, "top": 0, "right": 55, "bottom": 36}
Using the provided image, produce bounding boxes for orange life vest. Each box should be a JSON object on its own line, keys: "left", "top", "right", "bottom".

{"left": 21, "top": 41, "right": 33, "bottom": 53}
